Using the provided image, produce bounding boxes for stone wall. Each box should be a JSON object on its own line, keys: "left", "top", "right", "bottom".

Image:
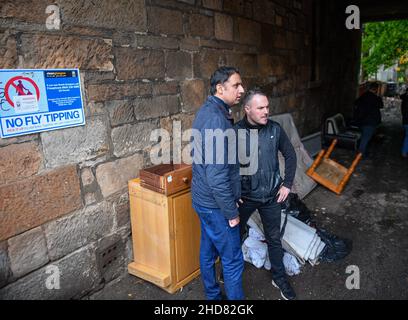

{"left": 0, "top": 0, "right": 361, "bottom": 299}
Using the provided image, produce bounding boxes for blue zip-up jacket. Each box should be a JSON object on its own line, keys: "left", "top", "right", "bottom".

{"left": 191, "top": 95, "right": 241, "bottom": 220}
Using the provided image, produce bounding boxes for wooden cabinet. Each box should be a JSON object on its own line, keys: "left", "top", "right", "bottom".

{"left": 127, "top": 178, "right": 201, "bottom": 293}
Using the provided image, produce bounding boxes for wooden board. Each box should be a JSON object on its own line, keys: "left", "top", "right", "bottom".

{"left": 128, "top": 262, "right": 171, "bottom": 287}
{"left": 171, "top": 192, "right": 201, "bottom": 283}
{"left": 314, "top": 159, "right": 347, "bottom": 186}
{"left": 128, "top": 180, "right": 171, "bottom": 278}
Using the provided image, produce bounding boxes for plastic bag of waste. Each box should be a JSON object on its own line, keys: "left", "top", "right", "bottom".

{"left": 283, "top": 252, "right": 301, "bottom": 276}
{"left": 317, "top": 228, "right": 353, "bottom": 262}
{"left": 281, "top": 193, "right": 313, "bottom": 224}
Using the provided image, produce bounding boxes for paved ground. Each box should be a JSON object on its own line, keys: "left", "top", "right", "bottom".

{"left": 88, "top": 102, "right": 408, "bottom": 300}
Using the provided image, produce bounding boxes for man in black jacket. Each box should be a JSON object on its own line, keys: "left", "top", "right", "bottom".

{"left": 191, "top": 66, "right": 245, "bottom": 300}
{"left": 354, "top": 82, "right": 384, "bottom": 158}
{"left": 234, "top": 88, "right": 297, "bottom": 300}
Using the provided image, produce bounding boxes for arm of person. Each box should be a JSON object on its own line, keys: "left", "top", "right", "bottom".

{"left": 203, "top": 117, "right": 240, "bottom": 223}
{"left": 228, "top": 216, "right": 240, "bottom": 227}
{"left": 276, "top": 127, "right": 297, "bottom": 203}
{"left": 277, "top": 185, "right": 291, "bottom": 203}
{"left": 353, "top": 97, "right": 364, "bottom": 123}
{"left": 379, "top": 96, "right": 384, "bottom": 109}
{"left": 205, "top": 162, "right": 240, "bottom": 222}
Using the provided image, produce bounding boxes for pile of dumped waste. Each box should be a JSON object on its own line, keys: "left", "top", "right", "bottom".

{"left": 241, "top": 193, "right": 353, "bottom": 276}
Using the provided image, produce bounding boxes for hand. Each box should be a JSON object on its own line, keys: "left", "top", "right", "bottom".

{"left": 236, "top": 198, "right": 244, "bottom": 208}
{"left": 276, "top": 186, "right": 290, "bottom": 203}
{"left": 229, "top": 216, "right": 240, "bottom": 227}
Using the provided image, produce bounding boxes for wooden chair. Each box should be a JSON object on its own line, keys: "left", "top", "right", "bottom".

{"left": 306, "top": 139, "right": 362, "bottom": 195}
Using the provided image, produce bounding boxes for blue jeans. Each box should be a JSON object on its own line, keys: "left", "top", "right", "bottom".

{"left": 192, "top": 203, "right": 244, "bottom": 300}
{"left": 358, "top": 126, "right": 376, "bottom": 157}
{"left": 402, "top": 125, "right": 408, "bottom": 156}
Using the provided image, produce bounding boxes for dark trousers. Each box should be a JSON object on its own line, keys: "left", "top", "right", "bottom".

{"left": 358, "top": 125, "right": 376, "bottom": 157}
{"left": 239, "top": 198, "right": 286, "bottom": 281}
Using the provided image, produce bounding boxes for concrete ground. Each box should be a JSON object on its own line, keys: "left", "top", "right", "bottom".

{"left": 88, "top": 103, "right": 408, "bottom": 300}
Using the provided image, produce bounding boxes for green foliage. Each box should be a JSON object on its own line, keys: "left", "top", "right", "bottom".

{"left": 361, "top": 20, "right": 408, "bottom": 79}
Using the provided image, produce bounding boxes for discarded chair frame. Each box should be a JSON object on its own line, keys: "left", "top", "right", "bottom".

{"left": 306, "top": 139, "right": 362, "bottom": 195}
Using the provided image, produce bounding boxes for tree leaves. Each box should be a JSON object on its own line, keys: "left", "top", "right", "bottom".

{"left": 361, "top": 20, "right": 408, "bottom": 80}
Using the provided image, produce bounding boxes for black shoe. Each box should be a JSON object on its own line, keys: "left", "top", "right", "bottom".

{"left": 272, "top": 279, "right": 296, "bottom": 300}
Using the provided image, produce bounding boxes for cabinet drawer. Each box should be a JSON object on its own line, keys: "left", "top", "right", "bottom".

{"left": 140, "top": 164, "right": 192, "bottom": 195}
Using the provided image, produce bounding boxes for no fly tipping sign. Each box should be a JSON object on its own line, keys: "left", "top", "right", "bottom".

{"left": 0, "top": 69, "right": 85, "bottom": 138}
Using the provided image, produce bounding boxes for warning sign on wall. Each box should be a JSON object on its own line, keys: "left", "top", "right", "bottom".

{"left": 0, "top": 69, "right": 85, "bottom": 138}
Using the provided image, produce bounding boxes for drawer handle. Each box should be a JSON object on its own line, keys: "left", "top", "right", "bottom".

{"left": 182, "top": 177, "right": 189, "bottom": 183}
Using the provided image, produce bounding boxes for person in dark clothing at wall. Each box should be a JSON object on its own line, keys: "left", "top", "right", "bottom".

{"left": 234, "top": 88, "right": 297, "bottom": 300}
{"left": 353, "top": 82, "right": 384, "bottom": 158}
{"left": 191, "top": 66, "right": 245, "bottom": 300}
{"left": 400, "top": 86, "right": 408, "bottom": 158}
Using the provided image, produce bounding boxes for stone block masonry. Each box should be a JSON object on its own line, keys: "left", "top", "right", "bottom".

{"left": 0, "top": 165, "right": 82, "bottom": 242}
{"left": 0, "top": 0, "right": 362, "bottom": 298}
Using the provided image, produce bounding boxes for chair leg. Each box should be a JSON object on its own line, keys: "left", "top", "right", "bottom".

{"left": 336, "top": 152, "right": 363, "bottom": 194}
{"left": 324, "top": 139, "right": 337, "bottom": 159}
{"left": 306, "top": 149, "right": 325, "bottom": 176}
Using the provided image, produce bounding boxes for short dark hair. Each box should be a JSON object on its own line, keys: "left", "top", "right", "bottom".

{"left": 368, "top": 82, "right": 379, "bottom": 91}
{"left": 210, "top": 66, "right": 240, "bottom": 95}
{"left": 241, "top": 87, "right": 268, "bottom": 107}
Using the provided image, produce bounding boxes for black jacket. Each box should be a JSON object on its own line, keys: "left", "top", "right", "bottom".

{"left": 354, "top": 91, "right": 383, "bottom": 127}
{"left": 233, "top": 117, "right": 296, "bottom": 203}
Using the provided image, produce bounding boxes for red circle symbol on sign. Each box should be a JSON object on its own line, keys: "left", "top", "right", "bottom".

{"left": 4, "top": 76, "right": 41, "bottom": 108}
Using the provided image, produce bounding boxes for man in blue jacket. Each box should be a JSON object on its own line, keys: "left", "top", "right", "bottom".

{"left": 191, "top": 66, "right": 245, "bottom": 300}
